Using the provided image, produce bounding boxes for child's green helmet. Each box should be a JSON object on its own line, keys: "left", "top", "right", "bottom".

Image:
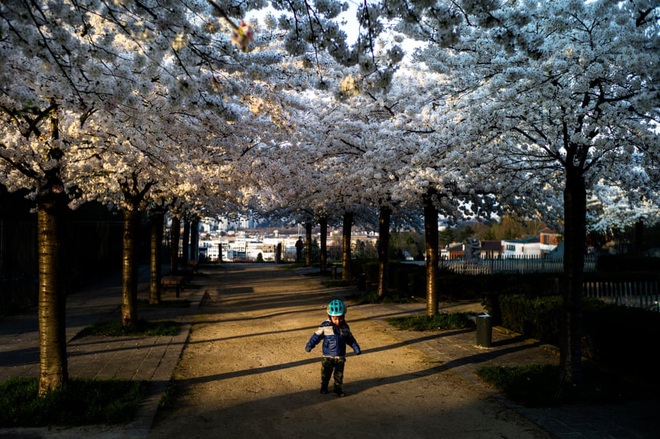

{"left": 327, "top": 299, "right": 346, "bottom": 316}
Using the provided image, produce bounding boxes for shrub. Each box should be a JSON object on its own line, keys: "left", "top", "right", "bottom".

{"left": 498, "top": 294, "right": 563, "bottom": 345}
{"left": 475, "top": 362, "right": 652, "bottom": 407}
{"left": 582, "top": 301, "right": 660, "bottom": 375}
{"left": 496, "top": 294, "right": 660, "bottom": 377}
{"left": 596, "top": 255, "right": 660, "bottom": 273}
{"left": 386, "top": 313, "right": 475, "bottom": 331}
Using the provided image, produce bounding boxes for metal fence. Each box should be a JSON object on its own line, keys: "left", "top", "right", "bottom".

{"left": 436, "top": 258, "right": 658, "bottom": 312}
{"left": 584, "top": 281, "right": 660, "bottom": 312}
{"left": 439, "top": 256, "right": 597, "bottom": 275}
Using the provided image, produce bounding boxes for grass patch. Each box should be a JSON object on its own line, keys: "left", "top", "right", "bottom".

{"left": 75, "top": 318, "right": 180, "bottom": 338}
{"left": 476, "top": 364, "right": 560, "bottom": 406}
{"left": 158, "top": 379, "right": 183, "bottom": 411}
{"left": 387, "top": 313, "right": 476, "bottom": 331}
{"left": 475, "top": 363, "right": 656, "bottom": 407}
{"left": 0, "top": 377, "right": 149, "bottom": 427}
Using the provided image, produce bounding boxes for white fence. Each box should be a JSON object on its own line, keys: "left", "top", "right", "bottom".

{"left": 436, "top": 258, "right": 659, "bottom": 311}
{"left": 584, "top": 281, "right": 660, "bottom": 312}
{"left": 439, "top": 257, "right": 597, "bottom": 275}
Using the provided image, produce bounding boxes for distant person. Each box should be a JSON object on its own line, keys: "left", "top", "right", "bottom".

{"left": 305, "top": 299, "right": 361, "bottom": 397}
{"left": 295, "top": 237, "right": 304, "bottom": 262}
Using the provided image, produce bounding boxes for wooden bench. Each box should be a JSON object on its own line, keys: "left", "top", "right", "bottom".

{"left": 161, "top": 275, "right": 185, "bottom": 297}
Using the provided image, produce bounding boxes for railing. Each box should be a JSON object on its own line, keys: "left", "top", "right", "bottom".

{"left": 405, "top": 257, "right": 659, "bottom": 312}
{"left": 584, "top": 281, "right": 660, "bottom": 312}
{"left": 439, "top": 256, "right": 597, "bottom": 274}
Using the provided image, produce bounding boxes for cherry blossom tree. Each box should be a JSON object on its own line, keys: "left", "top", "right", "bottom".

{"left": 390, "top": 0, "right": 659, "bottom": 385}
{"left": 336, "top": 67, "right": 489, "bottom": 314}
{"left": 1, "top": 0, "right": 363, "bottom": 393}
{"left": 247, "top": 54, "right": 482, "bottom": 310}
{"left": 4, "top": 0, "right": 655, "bottom": 400}
{"left": 0, "top": 0, "right": 136, "bottom": 390}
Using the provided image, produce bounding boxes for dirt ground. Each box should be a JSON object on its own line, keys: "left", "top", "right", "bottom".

{"left": 147, "top": 265, "right": 553, "bottom": 439}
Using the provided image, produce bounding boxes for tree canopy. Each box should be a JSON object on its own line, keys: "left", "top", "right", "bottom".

{"left": 1, "top": 0, "right": 656, "bottom": 229}
{"left": 1, "top": 0, "right": 658, "bottom": 393}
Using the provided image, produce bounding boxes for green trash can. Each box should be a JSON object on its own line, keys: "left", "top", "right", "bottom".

{"left": 476, "top": 313, "right": 492, "bottom": 347}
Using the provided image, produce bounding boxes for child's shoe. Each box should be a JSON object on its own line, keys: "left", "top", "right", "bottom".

{"left": 333, "top": 387, "right": 345, "bottom": 397}
{"left": 320, "top": 384, "right": 328, "bottom": 394}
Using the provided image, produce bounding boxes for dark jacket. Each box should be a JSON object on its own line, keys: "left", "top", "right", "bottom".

{"left": 305, "top": 319, "right": 361, "bottom": 358}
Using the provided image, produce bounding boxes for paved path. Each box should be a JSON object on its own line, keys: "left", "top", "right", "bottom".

{"left": 0, "top": 263, "right": 658, "bottom": 438}
{"left": 148, "top": 264, "right": 554, "bottom": 439}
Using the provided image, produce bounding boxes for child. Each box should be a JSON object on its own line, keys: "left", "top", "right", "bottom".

{"left": 305, "top": 299, "right": 361, "bottom": 397}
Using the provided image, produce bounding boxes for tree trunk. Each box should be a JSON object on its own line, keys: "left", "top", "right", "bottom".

{"left": 559, "top": 167, "right": 587, "bottom": 386}
{"left": 37, "top": 191, "right": 68, "bottom": 396}
{"left": 377, "top": 206, "right": 391, "bottom": 298}
{"left": 320, "top": 217, "right": 328, "bottom": 273}
{"left": 305, "top": 221, "right": 312, "bottom": 267}
{"left": 634, "top": 219, "right": 644, "bottom": 256}
{"left": 342, "top": 212, "right": 353, "bottom": 281}
{"left": 37, "top": 103, "right": 68, "bottom": 396}
{"left": 182, "top": 218, "right": 190, "bottom": 265}
{"left": 170, "top": 215, "right": 181, "bottom": 274}
{"left": 149, "top": 211, "right": 164, "bottom": 305}
{"left": 424, "top": 189, "right": 439, "bottom": 317}
{"left": 190, "top": 218, "right": 199, "bottom": 261}
{"left": 121, "top": 205, "right": 140, "bottom": 328}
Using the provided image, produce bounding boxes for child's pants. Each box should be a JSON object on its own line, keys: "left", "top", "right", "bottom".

{"left": 321, "top": 357, "right": 345, "bottom": 388}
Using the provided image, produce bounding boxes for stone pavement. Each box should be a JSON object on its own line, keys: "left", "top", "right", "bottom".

{"left": 0, "top": 263, "right": 658, "bottom": 439}
{"left": 0, "top": 266, "right": 207, "bottom": 439}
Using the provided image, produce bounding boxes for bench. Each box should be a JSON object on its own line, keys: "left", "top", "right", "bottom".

{"left": 161, "top": 275, "right": 185, "bottom": 297}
